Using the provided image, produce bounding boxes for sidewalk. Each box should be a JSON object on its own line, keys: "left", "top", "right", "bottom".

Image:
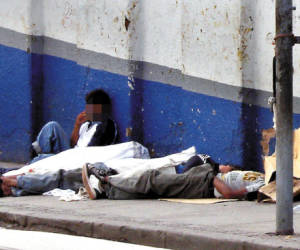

{"left": 0, "top": 161, "right": 24, "bottom": 169}
{"left": 0, "top": 162, "right": 300, "bottom": 249}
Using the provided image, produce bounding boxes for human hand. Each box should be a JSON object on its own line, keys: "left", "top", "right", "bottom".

{"left": 245, "top": 182, "right": 264, "bottom": 193}
{"left": 75, "top": 111, "right": 87, "bottom": 127}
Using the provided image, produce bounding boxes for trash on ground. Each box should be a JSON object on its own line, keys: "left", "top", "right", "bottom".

{"left": 43, "top": 187, "right": 89, "bottom": 202}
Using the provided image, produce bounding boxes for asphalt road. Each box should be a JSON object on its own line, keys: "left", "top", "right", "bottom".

{"left": 0, "top": 227, "right": 167, "bottom": 250}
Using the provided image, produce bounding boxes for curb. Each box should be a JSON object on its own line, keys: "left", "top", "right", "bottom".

{"left": 0, "top": 211, "right": 296, "bottom": 250}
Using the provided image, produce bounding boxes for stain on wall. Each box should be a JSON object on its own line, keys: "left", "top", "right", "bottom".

{"left": 1, "top": 0, "right": 300, "bottom": 170}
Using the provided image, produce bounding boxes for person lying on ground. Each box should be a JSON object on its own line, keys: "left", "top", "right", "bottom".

{"left": 0, "top": 169, "right": 83, "bottom": 197}
{"left": 82, "top": 155, "right": 265, "bottom": 200}
{"left": 0, "top": 155, "right": 264, "bottom": 200}
{"left": 0, "top": 153, "right": 201, "bottom": 197}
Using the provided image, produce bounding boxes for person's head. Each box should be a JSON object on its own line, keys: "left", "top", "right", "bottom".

{"left": 0, "top": 178, "right": 11, "bottom": 197}
{"left": 85, "top": 89, "right": 111, "bottom": 121}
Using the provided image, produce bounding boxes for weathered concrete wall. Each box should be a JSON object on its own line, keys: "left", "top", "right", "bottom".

{"left": 1, "top": 0, "right": 300, "bottom": 170}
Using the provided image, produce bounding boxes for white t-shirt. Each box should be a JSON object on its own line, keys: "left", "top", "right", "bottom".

{"left": 76, "top": 121, "right": 101, "bottom": 147}
{"left": 214, "top": 171, "right": 265, "bottom": 198}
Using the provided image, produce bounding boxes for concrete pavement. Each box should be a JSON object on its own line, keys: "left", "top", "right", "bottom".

{"left": 0, "top": 162, "right": 300, "bottom": 249}
{"left": 1, "top": 193, "right": 300, "bottom": 249}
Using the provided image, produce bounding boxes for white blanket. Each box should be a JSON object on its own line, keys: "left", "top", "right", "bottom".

{"left": 4, "top": 142, "right": 197, "bottom": 188}
{"left": 107, "top": 147, "right": 196, "bottom": 189}
{"left": 108, "top": 146, "right": 196, "bottom": 179}
{"left": 4, "top": 141, "right": 149, "bottom": 176}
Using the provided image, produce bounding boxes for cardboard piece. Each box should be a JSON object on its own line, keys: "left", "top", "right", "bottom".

{"left": 258, "top": 181, "right": 277, "bottom": 202}
{"left": 159, "top": 198, "right": 238, "bottom": 204}
{"left": 260, "top": 128, "right": 300, "bottom": 202}
{"left": 258, "top": 179, "right": 300, "bottom": 202}
{"left": 263, "top": 128, "right": 300, "bottom": 184}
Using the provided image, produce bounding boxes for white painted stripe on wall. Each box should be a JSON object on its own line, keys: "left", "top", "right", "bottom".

{"left": 76, "top": 0, "right": 132, "bottom": 61}
{"left": 0, "top": 0, "right": 36, "bottom": 35}
{"left": 181, "top": 0, "right": 242, "bottom": 87}
{"left": 1, "top": 0, "right": 300, "bottom": 97}
{"left": 43, "top": 0, "right": 78, "bottom": 44}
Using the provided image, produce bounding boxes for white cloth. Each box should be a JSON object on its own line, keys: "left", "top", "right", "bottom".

{"left": 214, "top": 171, "right": 265, "bottom": 198}
{"left": 4, "top": 141, "right": 150, "bottom": 176}
{"left": 108, "top": 146, "right": 196, "bottom": 186}
{"left": 43, "top": 188, "right": 75, "bottom": 197}
{"left": 43, "top": 188, "right": 89, "bottom": 201}
{"left": 76, "top": 121, "right": 99, "bottom": 147}
{"left": 5, "top": 141, "right": 196, "bottom": 197}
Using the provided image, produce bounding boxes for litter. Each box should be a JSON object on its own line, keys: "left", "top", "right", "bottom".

{"left": 43, "top": 188, "right": 89, "bottom": 202}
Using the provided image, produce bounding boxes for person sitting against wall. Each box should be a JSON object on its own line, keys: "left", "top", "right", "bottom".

{"left": 0, "top": 89, "right": 118, "bottom": 175}
{"left": 29, "top": 89, "right": 118, "bottom": 163}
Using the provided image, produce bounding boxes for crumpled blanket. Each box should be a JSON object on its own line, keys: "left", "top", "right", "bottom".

{"left": 4, "top": 141, "right": 150, "bottom": 177}
{"left": 4, "top": 141, "right": 196, "bottom": 200}
{"left": 108, "top": 146, "right": 196, "bottom": 191}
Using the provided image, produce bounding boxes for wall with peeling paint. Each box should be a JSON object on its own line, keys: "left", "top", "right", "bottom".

{"left": 2, "top": 0, "right": 300, "bottom": 92}
{"left": 1, "top": 0, "right": 300, "bottom": 170}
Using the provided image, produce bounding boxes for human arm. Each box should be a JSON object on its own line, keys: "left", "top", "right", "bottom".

{"left": 219, "top": 165, "right": 235, "bottom": 173}
{"left": 182, "top": 155, "right": 219, "bottom": 174}
{"left": 213, "top": 177, "right": 247, "bottom": 199}
{"left": 70, "top": 111, "right": 87, "bottom": 147}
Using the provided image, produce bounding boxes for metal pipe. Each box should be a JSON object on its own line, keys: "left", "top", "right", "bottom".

{"left": 275, "top": 0, "right": 294, "bottom": 235}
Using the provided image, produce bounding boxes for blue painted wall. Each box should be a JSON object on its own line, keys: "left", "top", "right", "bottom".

{"left": 0, "top": 45, "right": 32, "bottom": 162}
{"left": 40, "top": 55, "right": 132, "bottom": 143}
{"left": 141, "top": 81, "right": 274, "bottom": 171}
{"left": 2, "top": 43, "right": 300, "bottom": 171}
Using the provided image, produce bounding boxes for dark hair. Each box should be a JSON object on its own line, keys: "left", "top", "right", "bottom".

{"left": 0, "top": 179, "right": 3, "bottom": 197}
{"left": 85, "top": 89, "right": 111, "bottom": 105}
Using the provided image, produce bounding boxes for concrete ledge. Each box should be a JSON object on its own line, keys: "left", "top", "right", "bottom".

{"left": 0, "top": 197, "right": 299, "bottom": 249}
{"left": 0, "top": 162, "right": 24, "bottom": 169}
{"left": 0, "top": 212, "right": 297, "bottom": 250}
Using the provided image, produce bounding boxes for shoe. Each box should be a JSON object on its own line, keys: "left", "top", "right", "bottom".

{"left": 82, "top": 163, "right": 105, "bottom": 200}
{"left": 87, "top": 162, "right": 117, "bottom": 180}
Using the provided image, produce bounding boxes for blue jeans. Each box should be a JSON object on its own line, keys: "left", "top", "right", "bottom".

{"left": 31, "top": 121, "right": 70, "bottom": 163}
{"left": 12, "top": 168, "right": 82, "bottom": 196}
{"left": 0, "top": 122, "right": 70, "bottom": 175}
